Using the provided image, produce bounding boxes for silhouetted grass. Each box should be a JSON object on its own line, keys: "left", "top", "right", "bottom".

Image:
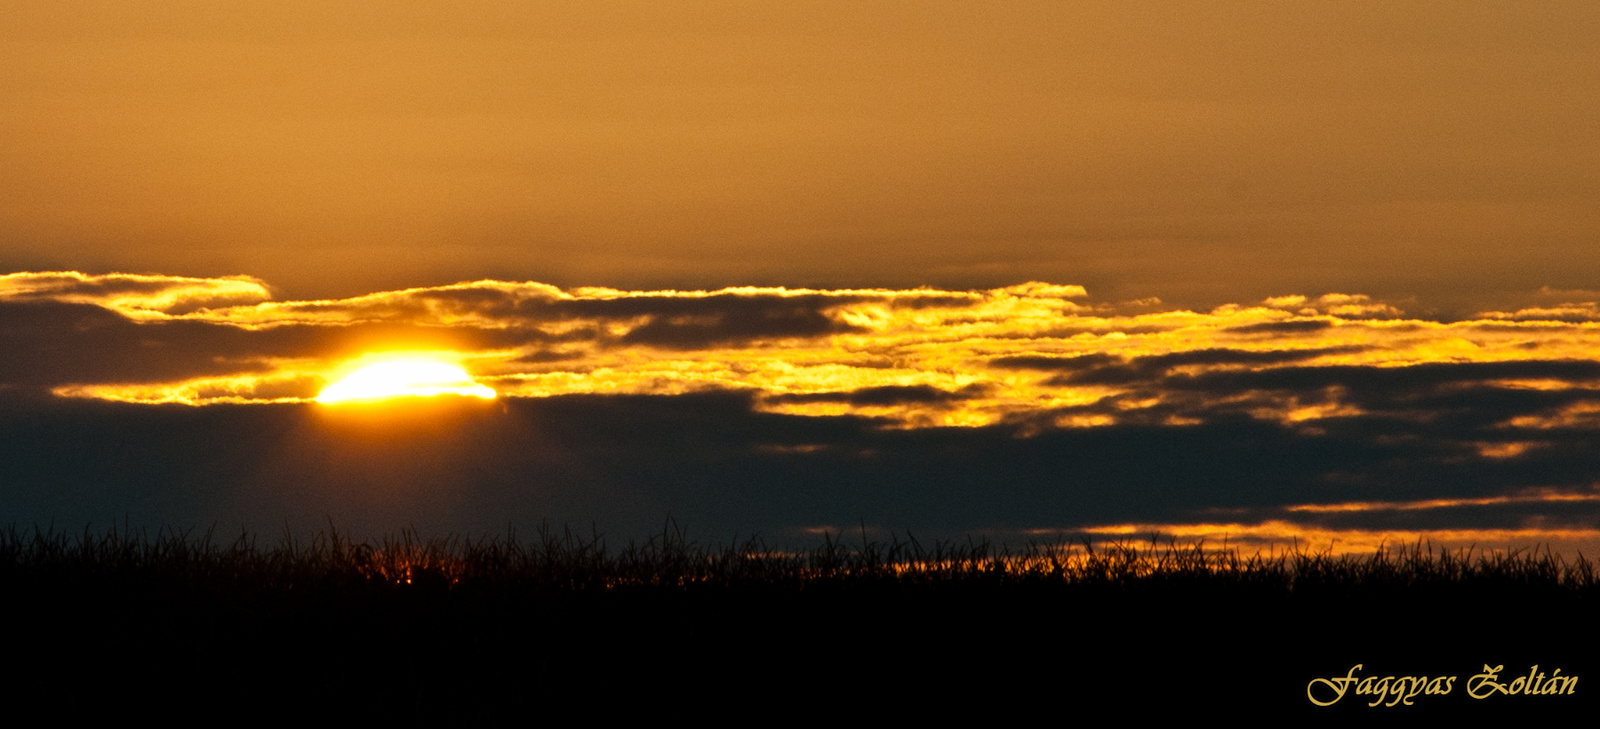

{"left": 3, "top": 523, "right": 1596, "bottom": 718}
{"left": 6, "top": 521, "right": 1595, "bottom": 594}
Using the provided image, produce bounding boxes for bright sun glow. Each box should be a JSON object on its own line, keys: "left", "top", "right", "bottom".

{"left": 316, "top": 356, "right": 496, "bottom": 404}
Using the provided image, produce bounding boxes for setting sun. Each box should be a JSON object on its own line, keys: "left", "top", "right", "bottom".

{"left": 316, "top": 356, "right": 496, "bottom": 404}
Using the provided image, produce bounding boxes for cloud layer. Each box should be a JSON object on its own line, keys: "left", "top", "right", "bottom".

{"left": 5, "top": 271, "right": 1600, "bottom": 551}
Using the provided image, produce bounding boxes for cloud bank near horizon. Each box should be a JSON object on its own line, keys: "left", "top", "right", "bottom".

{"left": 5, "top": 271, "right": 1600, "bottom": 553}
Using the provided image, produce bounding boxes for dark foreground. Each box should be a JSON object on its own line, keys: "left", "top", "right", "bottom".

{"left": 4, "top": 526, "right": 1595, "bottom": 720}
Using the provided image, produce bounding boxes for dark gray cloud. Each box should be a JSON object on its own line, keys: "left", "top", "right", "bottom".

{"left": 996, "top": 347, "right": 1371, "bottom": 387}
{"left": 610, "top": 296, "right": 865, "bottom": 349}
{"left": 5, "top": 388, "right": 1598, "bottom": 547}
{"left": 762, "top": 383, "right": 992, "bottom": 407}
{"left": 1225, "top": 320, "right": 1337, "bottom": 335}
{"left": 1169, "top": 360, "right": 1600, "bottom": 395}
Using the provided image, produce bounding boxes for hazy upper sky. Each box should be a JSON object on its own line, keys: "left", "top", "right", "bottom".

{"left": 3, "top": 2, "right": 1597, "bottom": 311}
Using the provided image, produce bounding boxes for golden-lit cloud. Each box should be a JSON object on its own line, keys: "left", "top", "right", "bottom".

{"left": 1077, "top": 521, "right": 1600, "bottom": 558}
{"left": 51, "top": 371, "right": 320, "bottom": 405}
{"left": 13, "top": 272, "right": 1600, "bottom": 446}
{"left": 1062, "top": 485, "right": 1600, "bottom": 559}
{"left": 1283, "top": 491, "right": 1600, "bottom": 514}
{"left": 1476, "top": 288, "right": 1600, "bottom": 323}
{"left": 0, "top": 271, "right": 271, "bottom": 319}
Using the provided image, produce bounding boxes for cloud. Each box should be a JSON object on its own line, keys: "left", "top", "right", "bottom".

{"left": 996, "top": 346, "right": 1368, "bottom": 386}
{"left": 9, "top": 274, "right": 1600, "bottom": 546}
{"left": 1258, "top": 293, "right": 1403, "bottom": 319}
{"left": 762, "top": 383, "right": 992, "bottom": 407}
{"left": 7, "top": 271, "right": 1600, "bottom": 549}
{"left": 6, "top": 388, "right": 1599, "bottom": 553}
{"left": 1476, "top": 302, "right": 1600, "bottom": 323}
{"left": 0, "top": 271, "right": 271, "bottom": 318}
{"left": 8, "top": 273, "right": 1600, "bottom": 438}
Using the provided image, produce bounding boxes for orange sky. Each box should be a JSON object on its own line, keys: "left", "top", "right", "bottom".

{"left": 3, "top": 2, "right": 1597, "bottom": 313}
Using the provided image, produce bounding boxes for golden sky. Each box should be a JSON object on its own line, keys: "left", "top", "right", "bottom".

{"left": 3, "top": 4, "right": 1600, "bottom": 553}
{"left": 2, "top": 2, "right": 1597, "bottom": 312}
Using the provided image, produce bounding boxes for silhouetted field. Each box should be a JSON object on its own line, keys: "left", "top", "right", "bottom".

{"left": 3, "top": 524, "right": 1595, "bottom": 719}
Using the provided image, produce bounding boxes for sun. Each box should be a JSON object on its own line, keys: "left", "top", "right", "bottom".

{"left": 316, "top": 355, "right": 496, "bottom": 404}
